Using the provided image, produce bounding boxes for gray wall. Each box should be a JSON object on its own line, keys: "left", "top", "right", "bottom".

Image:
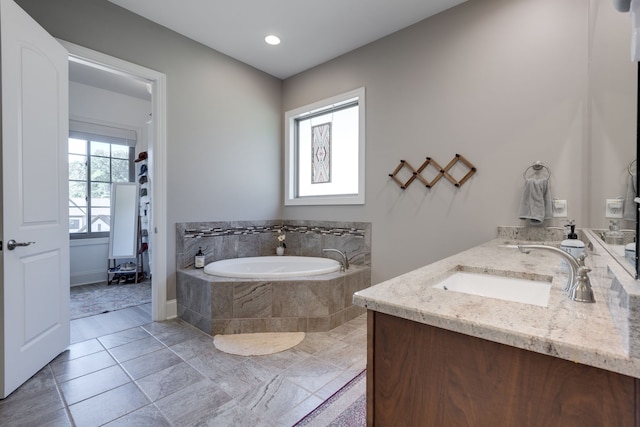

{"left": 15, "top": 0, "right": 636, "bottom": 297}
{"left": 282, "top": 0, "right": 636, "bottom": 284}
{"left": 16, "top": 0, "right": 283, "bottom": 299}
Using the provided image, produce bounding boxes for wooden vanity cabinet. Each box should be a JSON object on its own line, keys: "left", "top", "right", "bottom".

{"left": 367, "top": 311, "right": 640, "bottom": 427}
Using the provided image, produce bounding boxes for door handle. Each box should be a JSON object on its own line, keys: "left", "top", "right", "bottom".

{"left": 7, "top": 240, "right": 35, "bottom": 251}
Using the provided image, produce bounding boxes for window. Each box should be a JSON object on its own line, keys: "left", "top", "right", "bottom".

{"left": 69, "top": 120, "right": 136, "bottom": 238}
{"left": 285, "top": 87, "right": 365, "bottom": 205}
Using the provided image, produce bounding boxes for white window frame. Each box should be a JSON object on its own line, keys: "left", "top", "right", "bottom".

{"left": 69, "top": 119, "right": 137, "bottom": 239}
{"left": 285, "top": 87, "right": 365, "bottom": 206}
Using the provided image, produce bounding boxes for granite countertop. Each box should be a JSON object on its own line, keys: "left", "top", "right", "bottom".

{"left": 353, "top": 234, "right": 640, "bottom": 378}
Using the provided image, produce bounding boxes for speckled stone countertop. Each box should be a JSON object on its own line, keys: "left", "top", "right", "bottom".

{"left": 353, "top": 228, "right": 640, "bottom": 378}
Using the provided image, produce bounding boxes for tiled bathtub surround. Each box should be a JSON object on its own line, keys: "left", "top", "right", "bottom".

{"left": 176, "top": 220, "right": 372, "bottom": 335}
{"left": 178, "top": 266, "right": 370, "bottom": 335}
{"left": 176, "top": 220, "right": 371, "bottom": 269}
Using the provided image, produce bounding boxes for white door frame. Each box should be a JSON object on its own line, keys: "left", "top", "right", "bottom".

{"left": 60, "top": 40, "right": 168, "bottom": 321}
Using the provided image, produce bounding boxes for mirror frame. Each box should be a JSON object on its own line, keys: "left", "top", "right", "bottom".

{"left": 108, "top": 182, "right": 139, "bottom": 260}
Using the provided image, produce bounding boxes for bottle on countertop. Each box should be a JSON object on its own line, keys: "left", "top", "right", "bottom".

{"left": 195, "top": 247, "right": 205, "bottom": 269}
{"left": 560, "top": 221, "right": 585, "bottom": 272}
{"left": 604, "top": 219, "right": 624, "bottom": 246}
{"left": 625, "top": 242, "right": 636, "bottom": 266}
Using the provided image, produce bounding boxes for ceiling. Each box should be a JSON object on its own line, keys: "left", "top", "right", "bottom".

{"left": 69, "top": 60, "right": 152, "bottom": 101}
{"left": 70, "top": 0, "right": 467, "bottom": 99}
{"left": 106, "top": 0, "right": 468, "bottom": 80}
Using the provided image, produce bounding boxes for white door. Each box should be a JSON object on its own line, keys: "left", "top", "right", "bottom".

{"left": 0, "top": 0, "right": 70, "bottom": 398}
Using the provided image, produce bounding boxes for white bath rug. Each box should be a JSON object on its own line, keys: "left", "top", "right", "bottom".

{"left": 213, "top": 332, "right": 305, "bottom": 356}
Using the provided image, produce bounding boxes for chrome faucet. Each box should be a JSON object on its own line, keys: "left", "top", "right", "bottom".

{"left": 322, "top": 248, "right": 348, "bottom": 271}
{"left": 517, "top": 244, "right": 595, "bottom": 303}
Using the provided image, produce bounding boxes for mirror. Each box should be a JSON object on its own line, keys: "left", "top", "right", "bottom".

{"left": 588, "top": 4, "right": 638, "bottom": 278}
{"left": 108, "top": 182, "right": 139, "bottom": 259}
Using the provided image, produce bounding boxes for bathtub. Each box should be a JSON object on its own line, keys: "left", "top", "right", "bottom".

{"left": 204, "top": 256, "right": 341, "bottom": 278}
{"left": 178, "top": 259, "right": 371, "bottom": 335}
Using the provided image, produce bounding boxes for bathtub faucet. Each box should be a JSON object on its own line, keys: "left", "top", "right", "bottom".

{"left": 322, "top": 248, "right": 348, "bottom": 271}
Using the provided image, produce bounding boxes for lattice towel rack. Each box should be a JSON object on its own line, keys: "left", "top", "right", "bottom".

{"left": 389, "top": 154, "right": 477, "bottom": 190}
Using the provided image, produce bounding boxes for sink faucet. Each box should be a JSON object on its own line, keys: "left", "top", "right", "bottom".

{"left": 517, "top": 244, "right": 595, "bottom": 303}
{"left": 322, "top": 248, "right": 348, "bottom": 271}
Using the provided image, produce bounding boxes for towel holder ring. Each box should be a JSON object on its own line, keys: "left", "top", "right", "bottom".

{"left": 629, "top": 159, "right": 636, "bottom": 176}
{"left": 523, "top": 161, "right": 550, "bottom": 181}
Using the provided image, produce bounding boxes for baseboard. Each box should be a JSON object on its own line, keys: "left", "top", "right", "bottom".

{"left": 166, "top": 299, "right": 177, "bottom": 319}
{"left": 71, "top": 270, "right": 105, "bottom": 287}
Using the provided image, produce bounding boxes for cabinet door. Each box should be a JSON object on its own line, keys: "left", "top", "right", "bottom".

{"left": 370, "top": 312, "right": 637, "bottom": 426}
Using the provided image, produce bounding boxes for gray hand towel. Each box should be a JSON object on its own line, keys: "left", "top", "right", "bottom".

{"left": 518, "top": 178, "right": 552, "bottom": 225}
{"left": 623, "top": 174, "right": 637, "bottom": 220}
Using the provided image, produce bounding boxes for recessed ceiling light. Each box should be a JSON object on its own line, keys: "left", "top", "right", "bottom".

{"left": 265, "top": 35, "right": 281, "bottom": 46}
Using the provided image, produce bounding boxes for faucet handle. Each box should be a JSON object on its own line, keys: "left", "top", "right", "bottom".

{"left": 577, "top": 265, "right": 592, "bottom": 276}
{"left": 577, "top": 253, "right": 587, "bottom": 267}
{"left": 570, "top": 266, "right": 595, "bottom": 303}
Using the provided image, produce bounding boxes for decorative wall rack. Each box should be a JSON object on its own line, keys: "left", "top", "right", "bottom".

{"left": 389, "top": 154, "right": 477, "bottom": 190}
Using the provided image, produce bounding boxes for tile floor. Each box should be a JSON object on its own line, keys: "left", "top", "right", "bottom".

{"left": 0, "top": 303, "right": 367, "bottom": 426}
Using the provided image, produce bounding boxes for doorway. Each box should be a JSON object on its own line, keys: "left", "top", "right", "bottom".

{"left": 62, "top": 40, "right": 168, "bottom": 322}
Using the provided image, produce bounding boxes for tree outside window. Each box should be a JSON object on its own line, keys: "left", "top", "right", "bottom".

{"left": 69, "top": 138, "right": 134, "bottom": 237}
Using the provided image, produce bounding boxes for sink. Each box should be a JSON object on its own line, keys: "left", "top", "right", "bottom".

{"left": 432, "top": 270, "right": 552, "bottom": 307}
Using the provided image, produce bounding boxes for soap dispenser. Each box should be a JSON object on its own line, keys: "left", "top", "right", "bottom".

{"left": 560, "top": 221, "right": 585, "bottom": 273}
{"left": 195, "top": 247, "right": 205, "bottom": 269}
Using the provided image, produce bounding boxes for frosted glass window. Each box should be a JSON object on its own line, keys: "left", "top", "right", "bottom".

{"left": 285, "top": 87, "right": 365, "bottom": 205}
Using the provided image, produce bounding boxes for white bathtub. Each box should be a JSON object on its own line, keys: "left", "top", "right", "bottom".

{"left": 203, "top": 256, "right": 341, "bottom": 278}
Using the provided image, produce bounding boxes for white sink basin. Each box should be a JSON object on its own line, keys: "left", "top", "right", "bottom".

{"left": 432, "top": 270, "right": 552, "bottom": 307}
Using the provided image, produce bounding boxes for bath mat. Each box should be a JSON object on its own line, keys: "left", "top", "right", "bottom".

{"left": 213, "top": 332, "right": 305, "bottom": 356}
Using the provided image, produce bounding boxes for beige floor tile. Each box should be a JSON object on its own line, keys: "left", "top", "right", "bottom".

{"left": 168, "top": 333, "right": 216, "bottom": 360}
{"left": 154, "top": 379, "right": 232, "bottom": 425}
{"left": 98, "top": 326, "right": 151, "bottom": 349}
{"left": 51, "top": 350, "right": 117, "bottom": 382}
{"left": 237, "top": 376, "right": 312, "bottom": 424}
{"left": 282, "top": 356, "right": 344, "bottom": 393}
{"left": 120, "top": 348, "right": 182, "bottom": 380}
{"left": 276, "top": 394, "right": 324, "bottom": 426}
{"left": 6, "top": 306, "right": 367, "bottom": 427}
{"left": 188, "top": 400, "right": 273, "bottom": 427}
{"left": 68, "top": 382, "right": 149, "bottom": 426}
{"left": 59, "top": 365, "right": 130, "bottom": 405}
{"left": 135, "top": 361, "right": 205, "bottom": 401}
{"left": 108, "top": 335, "right": 165, "bottom": 363}
{"left": 103, "top": 404, "right": 172, "bottom": 427}
{"left": 52, "top": 339, "right": 105, "bottom": 364}
{"left": 0, "top": 375, "right": 65, "bottom": 426}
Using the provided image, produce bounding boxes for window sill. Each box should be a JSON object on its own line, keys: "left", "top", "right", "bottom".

{"left": 285, "top": 194, "right": 364, "bottom": 206}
